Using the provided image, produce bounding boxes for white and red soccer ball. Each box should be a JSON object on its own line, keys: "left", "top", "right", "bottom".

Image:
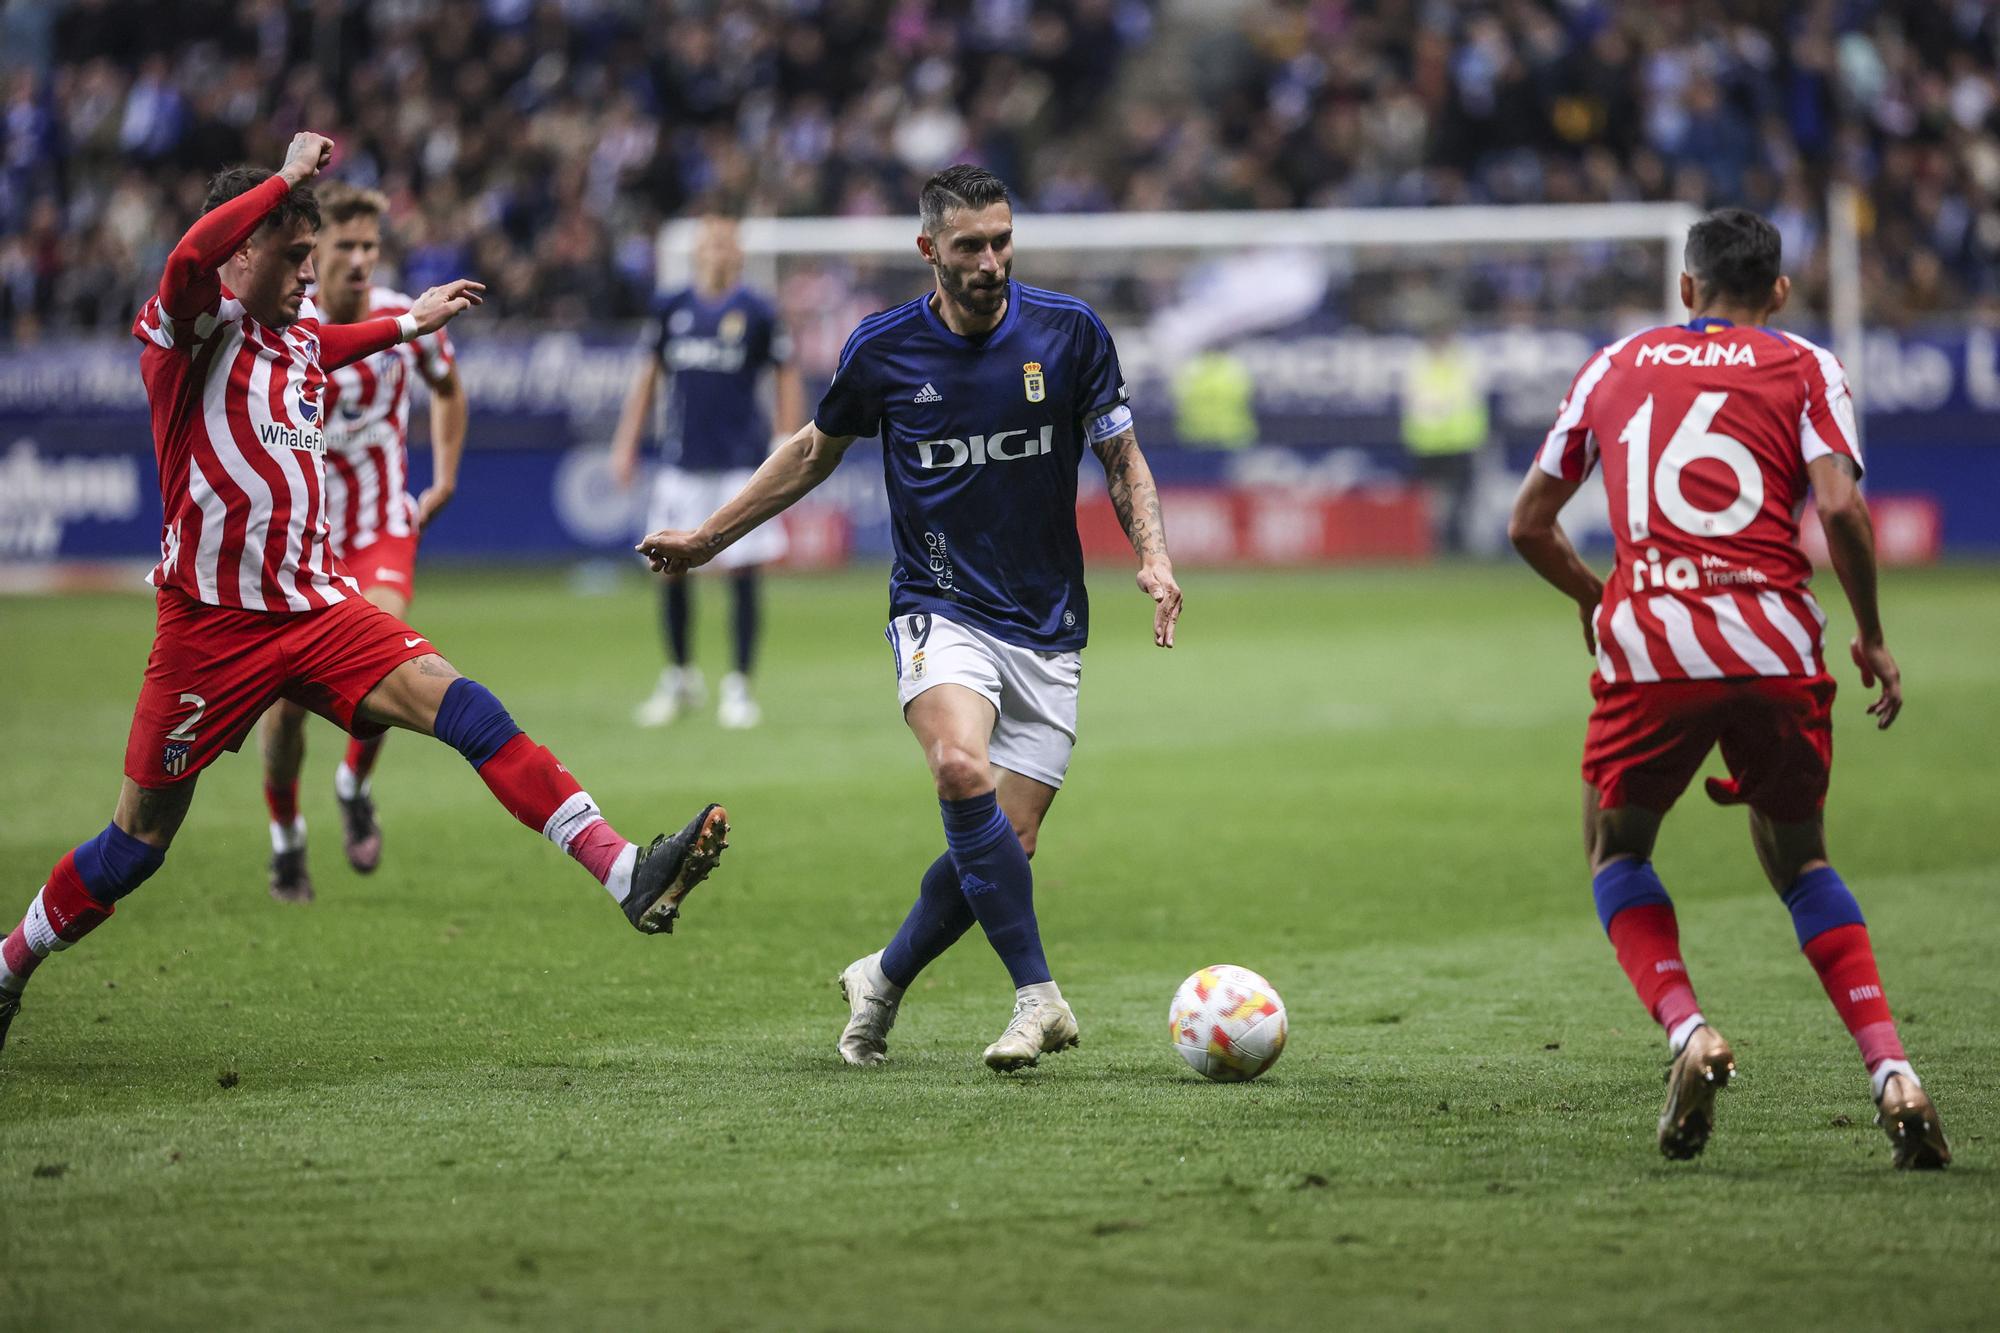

{"left": 1169, "top": 964, "right": 1288, "bottom": 1082}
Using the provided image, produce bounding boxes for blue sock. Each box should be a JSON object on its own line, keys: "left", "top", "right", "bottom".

{"left": 1781, "top": 865, "right": 1865, "bottom": 947}
{"left": 73, "top": 823, "right": 167, "bottom": 902}
{"left": 941, "top": 793, "right": 1050, "bottom": 988}
{"left": 879, "top": 851, "right": 975, "bottom": 989}
{"left": 432, "top": 677, "right": 521, "bottom": 766}
{"left": 1591, "top": 859, "right": 1672, "bottom": 933}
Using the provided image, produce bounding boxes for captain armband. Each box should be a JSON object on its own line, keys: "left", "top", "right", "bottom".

{"left": 1085, "top": 403, "right": 1133, "bottom": 444}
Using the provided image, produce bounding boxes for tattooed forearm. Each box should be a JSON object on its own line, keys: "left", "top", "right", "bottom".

{"left": 1093, "top": 428, "right": 1169, "bottom": 560}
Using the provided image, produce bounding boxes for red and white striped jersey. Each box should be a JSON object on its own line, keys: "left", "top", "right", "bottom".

{"left": 320, "top": 285, "right": 455, "bottom": 553}
{"left": 134, "top": 287, "right": 357, "bottom": 612}
{"left": 1537, "top": 318, "right": 1862, "bottom": 684}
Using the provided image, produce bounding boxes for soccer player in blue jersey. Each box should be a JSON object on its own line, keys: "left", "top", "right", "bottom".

{"left": 638, "top": 165, "right": 1182, "bottom": 1071}
{"left": 613, "top": 215, "right": 804, "bottom": 729}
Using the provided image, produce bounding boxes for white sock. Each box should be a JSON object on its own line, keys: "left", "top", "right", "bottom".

{"left": 333, "top": 762, "right": 365, "bottom": 801}
{"left": 1017, "top": 980, "right": 1063, "bottom": 1006}
{"left": 541, "top": 792, "right": 603, "bottom": 854}
{"left": 1871, "top": 1058, "right": 1919, "bottom": 1102}
{"left": 1667, "top": 1012, "right": 1707, "bottom": 1056}
{"left": 863, "top": 951, "right": 903, "bottom": 1000}
{"left": 603, "top": 843, "right": 638, "bottom": 904}
{"left": 269, "top": 817, "right": 307, "bottom": 855}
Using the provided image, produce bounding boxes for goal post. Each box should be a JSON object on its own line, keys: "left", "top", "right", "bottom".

{"left": 662, "top": 201, "right": 1705, "bottom": 326}
{"left": 654, "top": 200, "right": 1861, "bottom": 563}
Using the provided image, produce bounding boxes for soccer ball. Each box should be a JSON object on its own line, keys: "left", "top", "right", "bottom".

{"left": 1169, "top": 964, "right": 1288, "bottom": 1082}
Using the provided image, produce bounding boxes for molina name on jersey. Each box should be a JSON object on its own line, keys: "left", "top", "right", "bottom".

{"left": 1537, "top": 317, "right": 1862, "bottom": 684}
{"left": 814, "top": 280, "right": 1130, "bottom": 652}
{"left": 646, "top": 286, "right": 789, "bottom": 472}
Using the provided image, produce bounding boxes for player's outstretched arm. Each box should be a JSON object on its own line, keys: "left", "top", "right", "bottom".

{"left": 1092, "top": 427, "right": 1182, "bottom": 648}
{"left": 1508, "top": 467, "right": 1603, "bottom": 655}
{"left": 320, "top": 280, "right": 485, "bottom": 372}
{"left": 1809, "top": 453, "right": 1900, "bottom": 729}
{"left": 636, "top": 421, "right": 854, "bottom": 574}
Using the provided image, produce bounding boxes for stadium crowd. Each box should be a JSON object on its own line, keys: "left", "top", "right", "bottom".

{"left": 0, "top": 0, "right": 1994, "bottom": 340}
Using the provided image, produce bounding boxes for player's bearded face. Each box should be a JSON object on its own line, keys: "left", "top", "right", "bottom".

{"left": 930, "top": 205, "right": 1013, "bottom": 317}
{"left": 241, "top": 219, "right": 319, "bottom": 328}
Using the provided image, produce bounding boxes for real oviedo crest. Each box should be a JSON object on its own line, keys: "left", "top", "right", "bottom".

{"left": 1022, "top": 361, "right": 1045, "bottom": 403}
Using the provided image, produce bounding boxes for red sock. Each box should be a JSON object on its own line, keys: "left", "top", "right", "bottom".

{"left": 3, "top": 852, "right": 116, "bottom": 988}
{"left": 43, "top": 850, "right": 115, "bottom": 936}
{"left": 476, "top": 733, "right": 581, "bottom": 830}
{"left": 1802, "top": 923, "right": 1906, "bottom": 1071}
{"left": 264, "top": 780, "right": 300, "bottom": 826}
{"left": 344, "top": 733, "right": 385, "bottom": 784}
{"left": 1606, "top": 903, "right": 1702, "bottom": 1033}
{"left": 475, "top": 734, "right": 631, "bottom": 886}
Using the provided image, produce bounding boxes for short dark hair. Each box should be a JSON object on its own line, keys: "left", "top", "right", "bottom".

{"left": 1684, "top": 208, "right": 1782, "bottom": 306}
{"left": 202, "top": 166, "right": 321, "bottom": 235}
{"left": 919, "top": 164, "right": 1010, "bottom": 235}
{"left": 316, "top": 180, "right": 389, "bottom": 226}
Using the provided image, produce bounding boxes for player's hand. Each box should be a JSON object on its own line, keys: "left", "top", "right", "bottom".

{"left": 279, "top": 132, "right": 334, "bottom": 186}
{"left": 1850, "top": 636, "right": 1902, "bottom": 730}
{"left": 1137, "top": 556, "right": 1181, "bottom": 648}
{"left": 636, "top": 527, "right": 721, "bottom": 575}
{"left": 415, "top": 481, "right": 456, "bottom": 530}
{"left": 409, "top": 279, "right": 486, "bottom": 335}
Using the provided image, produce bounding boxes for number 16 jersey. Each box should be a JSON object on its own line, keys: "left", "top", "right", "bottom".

{"left": 1536, "top": 318, "right": 1862, "bottom": 684}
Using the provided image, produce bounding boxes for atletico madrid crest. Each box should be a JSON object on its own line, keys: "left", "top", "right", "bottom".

{"left": 162, "top": 741, "right": 190, "bottom": 777}
{"left": 1022, "top": 361, "right": 1045, "bottom": 403}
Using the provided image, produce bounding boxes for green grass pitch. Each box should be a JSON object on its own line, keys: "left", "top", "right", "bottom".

{"left": 1, "top": 563, "right": 1995, "bottom": 1330}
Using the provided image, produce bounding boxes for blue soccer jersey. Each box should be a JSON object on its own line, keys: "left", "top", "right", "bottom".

{"left": 647, "top": 286, "right": 790, "bottom": 471}
{"left": 815, "top": 280, "right": 1130, "bottom": 652}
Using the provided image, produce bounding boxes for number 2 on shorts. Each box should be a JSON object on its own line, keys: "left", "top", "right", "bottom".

{"left": 166, "top": 692, "right": 207, "bottom": 742}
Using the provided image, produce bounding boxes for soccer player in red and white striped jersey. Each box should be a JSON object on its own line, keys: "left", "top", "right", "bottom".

{"left": 1510, "top": 208, "right": 1948, "bottom": 1168}
{"left": 0, "top": 133, "right": 729, "bottom": 1061}
{"left": 257, "top": 182, "right": 470, "bottom": 899}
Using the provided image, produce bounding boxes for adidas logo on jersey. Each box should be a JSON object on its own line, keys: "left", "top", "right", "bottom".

{"left": 913, "top": 383, "right": 944, "bottom": 403}
{"left": 1636, "top": 342, "right": 1758, "bottom": 368}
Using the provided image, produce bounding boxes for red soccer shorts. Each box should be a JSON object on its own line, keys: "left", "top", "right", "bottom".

{"left": 341, "top": 529, "right": 421, "bottom": 600}
{"left": 123, "top": 588, "right": 439, "bottom": 787}
{"left": 1583, "top": 674, "right": 1836, "bottom": 822}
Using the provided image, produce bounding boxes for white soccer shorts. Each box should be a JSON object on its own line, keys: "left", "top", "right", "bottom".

{"left": 645, "top": 465, "right": 787, "bottom": 570}
{"left": 886, "top": 611, "right": 1082, "bottom": 789}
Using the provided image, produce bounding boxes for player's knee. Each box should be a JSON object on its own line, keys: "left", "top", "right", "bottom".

{"left": 75, "top": 822, "right": 169, "bottom": 903}
{"left": 929, "top": 747, "right": 991, "bottom": 801}
{"left": 432, "top": 677, "right": 522, "bottom": 767}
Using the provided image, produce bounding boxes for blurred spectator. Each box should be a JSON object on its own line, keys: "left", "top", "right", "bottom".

{"left": 0, "top": 0, "right": 1994, "bottom": 341}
